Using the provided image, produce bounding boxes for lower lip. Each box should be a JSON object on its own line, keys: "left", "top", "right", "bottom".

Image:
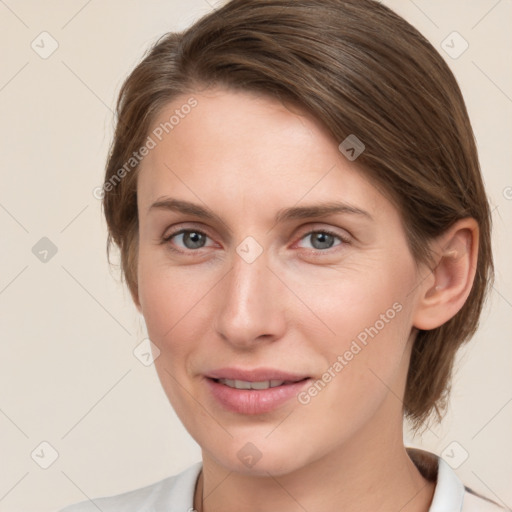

{"left": 205, "top": 378, "right": 311, "bottom": 415}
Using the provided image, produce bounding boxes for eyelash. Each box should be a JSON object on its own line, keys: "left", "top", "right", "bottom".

{"left": 161, "top": 227, "right": 350, "bottom": 254}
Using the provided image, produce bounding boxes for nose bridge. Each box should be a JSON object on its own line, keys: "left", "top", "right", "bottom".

{"left": 215, "top": 246, "right": 285, "bottom": 347}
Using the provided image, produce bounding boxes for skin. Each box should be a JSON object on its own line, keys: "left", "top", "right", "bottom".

{"left": 133, "top": 88, "right": 478, "bottom": 512}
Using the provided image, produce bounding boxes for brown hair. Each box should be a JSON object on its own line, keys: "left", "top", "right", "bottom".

{"left": 103, "top": 0, "right": 494, "bottom": 430}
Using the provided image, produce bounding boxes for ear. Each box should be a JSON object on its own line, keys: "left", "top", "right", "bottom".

{"left": 412, "top": 218, "right": 479, "bottom": 331}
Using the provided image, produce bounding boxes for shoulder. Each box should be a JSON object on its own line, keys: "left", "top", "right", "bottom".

{"left": 463, "top": 487, "right": 510, "bottom": 512}
{"left": 57, "top": 462, "right": 202, "bottom": 512}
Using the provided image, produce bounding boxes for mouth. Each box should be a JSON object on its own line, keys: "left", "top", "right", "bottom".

{"left": 204, "top": 368, "right": 311, "bottom": 414}
{"left": 214, "top": 378, "right": 306, "bottom": 390}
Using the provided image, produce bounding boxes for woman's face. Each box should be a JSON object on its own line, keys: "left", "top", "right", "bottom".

{"left": 136, "top": 88, "right": 426, "bottom": 475}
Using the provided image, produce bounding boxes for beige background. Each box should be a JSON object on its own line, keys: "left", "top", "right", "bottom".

{"left": 0, "top": 1, "right": 511, "bottom": 510}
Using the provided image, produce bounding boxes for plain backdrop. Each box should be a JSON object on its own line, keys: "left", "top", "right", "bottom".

{"left": 0, "top": 1, "right": 511, "bottom": 511}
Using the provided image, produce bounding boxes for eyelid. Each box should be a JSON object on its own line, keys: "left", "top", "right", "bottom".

{"left": 161, "top": 222, "right": 213, "bottom": 241}
{"left": 294, "top": 224, "right": 351, "bottom": 244}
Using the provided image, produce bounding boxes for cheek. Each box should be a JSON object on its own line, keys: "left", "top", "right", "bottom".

{"left": 137, "top": 248, "right": 210, "bottom": 341}
{"left": 291, "top": 266, "right": 415, "bottom": 399}
{"left": 137, "top": 259, "right": 210, "bottom": 411}
{"left": 290, "top": 261, "right": 413, "bottom": 344}
{"left": 294, "top": 303, "right": 414, "bottom": 445}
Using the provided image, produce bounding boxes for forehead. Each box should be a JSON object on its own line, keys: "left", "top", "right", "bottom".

{"left": 136, "top": 88, "right": 391, "bottom": 221}
{"left": 148, "top": 88, "right": 334, "bottom": 164}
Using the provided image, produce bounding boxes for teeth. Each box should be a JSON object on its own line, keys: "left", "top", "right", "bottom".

{"left": 218, "top": 379, "right": 286, "bottom": 390}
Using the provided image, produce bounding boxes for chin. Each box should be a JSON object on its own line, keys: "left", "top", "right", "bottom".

{"left": 200, "top": 430, "right": 316, "bottom": 477}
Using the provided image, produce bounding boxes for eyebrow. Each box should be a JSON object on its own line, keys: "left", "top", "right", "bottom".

{"left": 148, "top": 197, "right": 373, "bottom": 224}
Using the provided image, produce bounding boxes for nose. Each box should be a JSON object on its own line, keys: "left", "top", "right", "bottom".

{"left": 214, "top": 248, "right": 287, "bottom": 349}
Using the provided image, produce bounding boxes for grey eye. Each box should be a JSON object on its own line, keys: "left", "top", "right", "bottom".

{"left": 170, "top": 230, "right": 209, "bottom": 249}
{"left": 309, "top": 232, "right": 336, "bottom": 249}
{"left": 298, "top": 231, "right": 343, "bottom": 250}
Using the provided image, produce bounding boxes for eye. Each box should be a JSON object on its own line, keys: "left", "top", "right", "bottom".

{"left": 163, "top": 229, "right": 214, "bottom": 251}
{"left": 297, "top": 230, "right": 346, "bottom": 250}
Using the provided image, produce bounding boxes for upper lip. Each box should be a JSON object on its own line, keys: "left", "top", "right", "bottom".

{"left": 205, "top": 367, "right": 310, "bottom": 382}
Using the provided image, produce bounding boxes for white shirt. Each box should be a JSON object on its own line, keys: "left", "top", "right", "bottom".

{"left": 58, "top": 448, "right": 507, "bottom": 512}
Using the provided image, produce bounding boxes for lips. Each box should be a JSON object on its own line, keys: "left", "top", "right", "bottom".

{"left": 204, "top": 367, "right": 311, "bottom": 414}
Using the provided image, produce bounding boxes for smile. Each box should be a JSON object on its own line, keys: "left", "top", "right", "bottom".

{"left": 216, "top": 379, "right": 289, "bottom": 390}
{"left": 204, "top": 369, "right": 311, "bottom": 414}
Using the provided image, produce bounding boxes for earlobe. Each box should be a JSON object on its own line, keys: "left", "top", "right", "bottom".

{"left": 412, "top": 218, "right": 479, "bottom": 331}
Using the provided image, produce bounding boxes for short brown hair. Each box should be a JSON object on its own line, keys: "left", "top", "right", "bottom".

{"left": 103, "top": 0, "right": 494, "bottom": 430}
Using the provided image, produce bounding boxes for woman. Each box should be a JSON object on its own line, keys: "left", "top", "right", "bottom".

{"left": 61, "top": 0, "right": 503, "bottom": 510}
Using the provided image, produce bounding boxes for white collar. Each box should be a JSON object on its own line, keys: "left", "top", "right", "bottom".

{"left": 407, "top": 447, "right": 465, "bottom": 511}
